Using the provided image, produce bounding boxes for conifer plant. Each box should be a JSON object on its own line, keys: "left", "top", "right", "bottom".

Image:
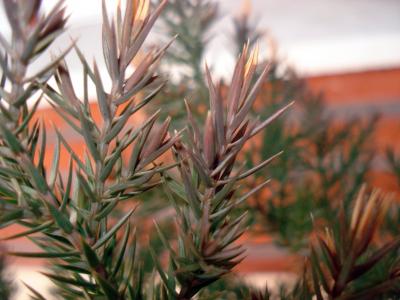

{"left": 0, "top": 0, "right": 399, "bottom": 299}
{"left": 0, "top": 0, "right": 288, "bottom": 298}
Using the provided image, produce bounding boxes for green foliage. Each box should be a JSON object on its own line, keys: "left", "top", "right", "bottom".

{"left": 252, "top": 78, "right": 377, "bottom": 249}
{"left": 226, "top": 1, "right": 378, "bottom": 251}
{"left": 155, "top": 0, "right": 218, "bottom": 126}
{"left": 387, "top": 148, "right": 400, "bottom": 186}
{"left": 158, "top": 0, "right": 217, "bottom": 84}
{"left": 384, "top": 148, "right": 400, "bottom": 237}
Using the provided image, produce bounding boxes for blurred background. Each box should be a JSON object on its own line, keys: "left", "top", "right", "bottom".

{"left": 1, "top": 0, "right": 400, "bottom": 298}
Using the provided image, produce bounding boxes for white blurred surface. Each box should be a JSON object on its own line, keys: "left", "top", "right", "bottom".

{"left": 212, "top": 0, "right": 400, "bottom": 76}
{"left": 2, "top": 0, "right": 399, "bottom": 77}
{"left": 10, "top": 266, "right": 52, "bottom": 300}
{"left": 0, "top": 0, "right": 398, "bottom": 97}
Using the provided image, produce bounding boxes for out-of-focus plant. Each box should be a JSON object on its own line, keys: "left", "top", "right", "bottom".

{"left": 307, "top": 186, "right": 400, "bottom": 299}
{"left": 155, "top": 0, "right": 219, "bottom": 125}
{"left": 246, "top": 187, "right": 400, "bottom": 300}
{"left": 232, "top": 0, "right": 264, "bottom": 57}
{"left": 159, "top": 0, "right": 217, "bottom": 85}
{"left": 228, "top": 0, "right": 378, "bottom": 250}
{"left": 250, "top": 89, "right": 377, "bottom": 249}
{"left": 387, "top": 149, "right": 400, "bottom": 186}
{"left": 384, "top": 148, "right": 400, "bottom": 236}
{"left": 0, "top": 246, "right": 14, "bottom": 300}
